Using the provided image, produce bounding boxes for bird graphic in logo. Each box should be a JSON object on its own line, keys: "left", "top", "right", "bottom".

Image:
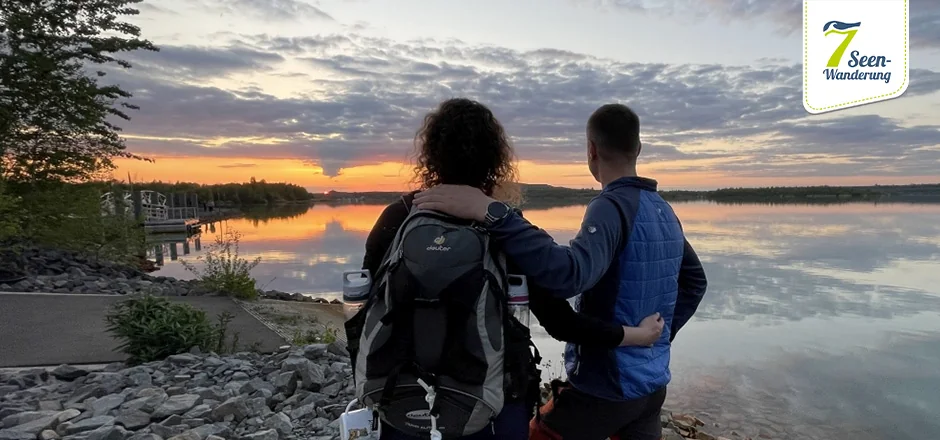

{"left": 823, "top": 20, "right": 861, "bottom": 68}
{"left": 433, "top": 235, "right": 446, "bottom": 245}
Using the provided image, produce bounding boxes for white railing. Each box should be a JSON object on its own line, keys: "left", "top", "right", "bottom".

{"left": 100, "top": 190, "right": 195, "bottom": 222}
{"left": 166, "top": 207, "right": 197, "bottom": 220}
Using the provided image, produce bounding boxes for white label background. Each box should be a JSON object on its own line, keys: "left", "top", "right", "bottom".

{"left": 803, "top": 0, "right": 909, "bottom": 114}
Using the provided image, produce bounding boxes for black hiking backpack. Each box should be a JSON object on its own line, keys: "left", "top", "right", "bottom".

{"left": 347, "top": 203, "right": 541, "bottom": 438}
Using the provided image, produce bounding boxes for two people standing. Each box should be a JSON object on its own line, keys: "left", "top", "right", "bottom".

{"left": 350, "top": 98, "right": 708, "bottom": 440}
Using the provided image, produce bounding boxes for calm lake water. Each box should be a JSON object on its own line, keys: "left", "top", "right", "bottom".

{"left": 153, "top": 201, "right": 940, "bottom": 440}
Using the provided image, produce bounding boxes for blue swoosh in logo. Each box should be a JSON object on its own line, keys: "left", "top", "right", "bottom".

{"left": 823, "top": 20, "right": 861, "bottom": 32}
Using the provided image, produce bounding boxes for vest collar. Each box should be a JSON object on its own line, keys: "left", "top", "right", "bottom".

{"left": 603, "top": 176, "right": 658, "bottom": 192}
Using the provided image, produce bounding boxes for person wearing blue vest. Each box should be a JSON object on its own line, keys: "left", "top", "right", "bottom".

{"left": 413, "top": 103, "right": 708, "bottom": 440}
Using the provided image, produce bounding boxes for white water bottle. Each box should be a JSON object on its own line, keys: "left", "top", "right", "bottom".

{"left": 342, "top": 269, "right": 372, "bottom": 320}
{"left": 507, "top": 274, "right": 530, "bottom": 327}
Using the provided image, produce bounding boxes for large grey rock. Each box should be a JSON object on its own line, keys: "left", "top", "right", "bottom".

{"left": 1, "top": 411, "right": 58, "bottom": 429}
{"left": 209, "top": 396, "right": 248, "bottom": 422}
{"left": 289, "top": 404, "right": 316, "bottom": 420}
{"left": 243, "top": 429, "right": 278, "bottom": 440}
{"left": 122, "top": 391, "right": 167, "bottom": 414}
{"left": 182, "top": 405, "right": 210, "bottom": 420}
{"left": 195, "top": 388, "right": 228, "bottom": 403}
{"left": 38, "top": 401, "right": 63, "bottom": 412}
{"left": 240, "top": 378, "right": 274, "bottom": 396}
{"left": 280, "top": 357, "right": 325, "bottom": 392}
{"left": 85, "top": 425, "right": 127, "bottom": 440}
{"left": 327, "top": 341, "right": 349, "bottom": 357}
{"left": 151, "top": 394, "right": 200, "bottom": 419}
{"left": 149, "top": 423, "right": 185, "bottom": 439}
{"left": 51, "top": 365, "right": 89, "bottom": 381}
{"left": 127, "top": 434, "right": 163, "bottom": 440}
{"left": 165, "top": 430, "right": 201, "bottom": 440}
{"left": 55, "top": 409, "right": 81, "bottom": 425}
{"left": 158, "top": 415, "right": 184, "bottom": 427}
{"left": 187, "top": 423, "right": 229, "bottom": 439}
{"left": 39, "top": 430, "right": 59, "bottom": 440}
{"left": 166, "top": 354, "right": 199, "bottom": 366}
{"left": 0, "top": 429, "right": 34, "bottom": 440}
{"left": 90, "top": 394, "right": 127, "bottom": 417}
{"left": 63, "top": 416, "right": 115, "bottom": 435}
{"left": 245, "top": 397, "right": 267, "bottom": 419}
{"left": 301, "top": 344, "right": 328, "bottom": 359}
{"left": 308, "top": 417, "right": 330, "bottom": 430}
{"left": 264, "top": 412, "right": 292, "bottom": 436}
{"left": 67, "top": 384, "right": 106, "bottom": 405}
{"left": 0, "top": 386, "right": 20, "bottom": 398}
{"left": 2, "top": 414, "right": 57, "bottom": 437}
{"left": 273, "top": 372, "right": 297, "bottom": 396}
{"left": 115, "top": 409, "right": 151, "bottom": 430}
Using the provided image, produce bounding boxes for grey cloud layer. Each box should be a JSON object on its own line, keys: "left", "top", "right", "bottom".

{"left": 124, "top": 45, "right": 285, "bottom": 79}
{"left": 588, "top": 0, "right": 940, "bottom": 48}
{"left": 203, "top": 0, "right": 333, "bottom": 21}
{"left": 107, "top": 33, "right": 940, "bottom": 177}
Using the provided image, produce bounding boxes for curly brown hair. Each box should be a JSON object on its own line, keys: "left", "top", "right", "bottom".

{"left": 411, "top": 98, "right": 520, "bottom": 203}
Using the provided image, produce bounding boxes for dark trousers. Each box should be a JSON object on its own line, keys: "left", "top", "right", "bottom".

{"left": 534, "top": 382, "right": 667, "bottom": 440}
{"left": 379, "top": 401, "right": 529, "bottom": 440}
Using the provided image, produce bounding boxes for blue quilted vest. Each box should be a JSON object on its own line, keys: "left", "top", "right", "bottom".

{"left": 563, "top": 177, "right": 685, "bottom": 401}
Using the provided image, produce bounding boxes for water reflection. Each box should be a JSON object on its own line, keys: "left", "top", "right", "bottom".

{"left": 146, "top": 234, "right": 202, "bottom": 266}
{"left": 151, "top": 201, "right": 940, "bottom": 440}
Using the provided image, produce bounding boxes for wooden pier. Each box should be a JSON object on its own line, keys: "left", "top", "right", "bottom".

{"left": 101, "top": 190, "right": 210, "bottom": 234}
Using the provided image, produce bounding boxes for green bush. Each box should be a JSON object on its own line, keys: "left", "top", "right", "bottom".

{"left": 290, "top": 324, "right": 338, "bottom": 345}
{"left": 105, "top": 295, "right": 230, "bottom": 365}
{"left": 182, "top": 229, "right": 261, "bottom": 299}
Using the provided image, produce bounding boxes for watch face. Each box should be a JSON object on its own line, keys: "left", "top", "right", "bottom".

{"left": 488, "top": 201, "right": 509, "bottom": 219}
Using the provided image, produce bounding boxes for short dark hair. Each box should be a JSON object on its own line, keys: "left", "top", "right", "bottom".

{"left": 587, "top": 104, "right": 641, "bottom": 161}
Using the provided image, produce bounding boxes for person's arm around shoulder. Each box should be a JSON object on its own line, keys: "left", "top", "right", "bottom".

{"left": 493, "top": 196, "right": 622, "bottom": 298}
{"left": 413, "top": 185, "right": 624, "bottom": 298}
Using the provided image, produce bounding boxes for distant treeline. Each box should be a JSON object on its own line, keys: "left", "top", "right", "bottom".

{"left": 90, "top": 178, "right": 315, "bottom": 206}
{"left": 312, "top": 183, "right": 940, "bottom": 207}
{"left": 679, "top": 183, "right": 940, "bottom": 203}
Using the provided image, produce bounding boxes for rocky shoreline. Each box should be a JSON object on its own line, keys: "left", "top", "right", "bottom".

{"left": 0, "top": 344, "right": 354, "bottom": 440}
{"left": 1, "top": 347, "right": 741, "bottom": 440}
{"left": 0, "top": 247, "right": 339, "bottom": 304}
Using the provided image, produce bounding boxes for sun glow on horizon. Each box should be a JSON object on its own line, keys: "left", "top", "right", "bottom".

{"left": 115, "top": 156, "right": 940, "bottom": 192}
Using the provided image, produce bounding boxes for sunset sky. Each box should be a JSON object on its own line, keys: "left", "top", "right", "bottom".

{"left": 111, "top": 0, "right": 940, "bottom": 191}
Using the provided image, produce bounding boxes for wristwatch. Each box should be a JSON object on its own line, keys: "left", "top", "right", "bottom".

{"left": 483, "top": 201, "right": 511, "bottom": 227}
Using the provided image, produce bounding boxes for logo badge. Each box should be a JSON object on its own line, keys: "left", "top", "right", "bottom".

{"left": 803, "top": 0, "right": 909, "bottom": 114}
{"left": 405, "top": 409, "right": 432, "bottom": 420}
{"left": 426, "top": 234, "right": 451, "bottom": 252}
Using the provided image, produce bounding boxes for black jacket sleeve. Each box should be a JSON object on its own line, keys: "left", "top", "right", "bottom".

{"left": 362, "top": 196, "right": 411, "bottom": 277}
{"left": 528, "top": 288, "right": 624, "bottom": 348}
{"left": 509, "top": 209, "right": 624, "bottom": 349}
{"left": 670, "top": 238, "right": 707, "bottom": 341}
